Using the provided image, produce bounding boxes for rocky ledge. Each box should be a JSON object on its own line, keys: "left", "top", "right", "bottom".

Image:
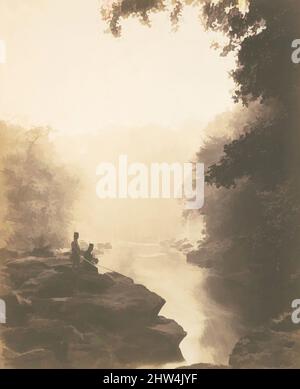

{"left": 229, "top": 313, "right": 300, "bottom": 368}
{"left": 0, "top": 254, "right": 186, "bottom": 368}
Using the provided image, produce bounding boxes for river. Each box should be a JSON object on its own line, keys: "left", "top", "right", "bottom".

{"left": 100, "top": 241, "right": 218, "bottom": 367}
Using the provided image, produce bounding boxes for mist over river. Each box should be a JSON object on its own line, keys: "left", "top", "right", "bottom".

{"left": 99, "top": 241, "right": 237, "bottom": 367}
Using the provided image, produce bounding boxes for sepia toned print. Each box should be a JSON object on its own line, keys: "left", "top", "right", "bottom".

{"left": 0, "top": 0, "right": 300, "bottom": 372}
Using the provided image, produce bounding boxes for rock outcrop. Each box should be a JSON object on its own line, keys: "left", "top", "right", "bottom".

{"left": 177, "top": 363, "right": 229, "bottom": 369}
{"left": 229, "top": 313, "right": 300, "bottom": 368}
{"left": 0, "top": 254, "right": 186, "bottom": 368}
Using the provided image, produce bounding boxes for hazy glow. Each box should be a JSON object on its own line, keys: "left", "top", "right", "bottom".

{"left": 0, "top": 0, "right": 234, "bottom": 133}
{"left": 0, "top": 1, "right": 235, "bottom": 241}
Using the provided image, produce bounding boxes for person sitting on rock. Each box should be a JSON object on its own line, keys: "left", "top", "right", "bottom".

{"left": 83, "top": 243, "right": 99, "bottom": 266}
{"left": 71, "top": 232, "right": 81, "bottom": 270}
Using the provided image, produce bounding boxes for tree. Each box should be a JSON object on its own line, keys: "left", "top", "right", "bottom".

{"left": 1, "top": 125, "right": 78, "bottom": 252}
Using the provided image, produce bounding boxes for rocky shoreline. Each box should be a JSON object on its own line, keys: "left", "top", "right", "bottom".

{"left": 0, "top": 252, "right": 186, "bottom": 368}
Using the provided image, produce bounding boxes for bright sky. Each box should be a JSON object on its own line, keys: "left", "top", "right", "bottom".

{"left": 0, "top": 0, "right": 235, "bottom": 134}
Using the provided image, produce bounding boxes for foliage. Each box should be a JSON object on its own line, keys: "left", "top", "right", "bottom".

{"left": 0, "top": 124, "right": 78, "bottom": 251}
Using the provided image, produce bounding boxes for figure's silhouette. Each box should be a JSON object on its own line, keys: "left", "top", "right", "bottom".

{"left": 71, "top": 232, "right": 81, "bottom": 270}
{"left": 83, "top": 243, "right": 99, "bottom": 266}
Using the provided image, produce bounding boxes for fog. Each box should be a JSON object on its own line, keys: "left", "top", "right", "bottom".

{"left": 50, "top": 123, "right": 239, "bottom": 365}
{"left": 53, "top": 124, "right": 201, "bottom": 242}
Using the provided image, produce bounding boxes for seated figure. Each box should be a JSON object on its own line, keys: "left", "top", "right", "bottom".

{"left": 83, "top": 243, "right": 99, "bottom": 266}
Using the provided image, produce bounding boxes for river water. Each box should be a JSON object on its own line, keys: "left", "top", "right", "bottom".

{"left": 100, "top": 241, "right": 218, "bottom": 367}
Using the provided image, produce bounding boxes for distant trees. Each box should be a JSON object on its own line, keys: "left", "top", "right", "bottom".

{"left": 0, "top": 123, "right": 77, "bottom": 252}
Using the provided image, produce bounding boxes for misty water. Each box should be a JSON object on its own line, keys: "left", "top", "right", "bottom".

{"left": 99, "top": 241, "right": 235, "bottom": 367}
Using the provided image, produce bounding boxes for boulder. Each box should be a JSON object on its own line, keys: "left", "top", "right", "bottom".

{"left": 177, "top": 363, "right": 229, "bottom": 369}
{"left": 229, "top": 325, "right": 300, "bottom": 368}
